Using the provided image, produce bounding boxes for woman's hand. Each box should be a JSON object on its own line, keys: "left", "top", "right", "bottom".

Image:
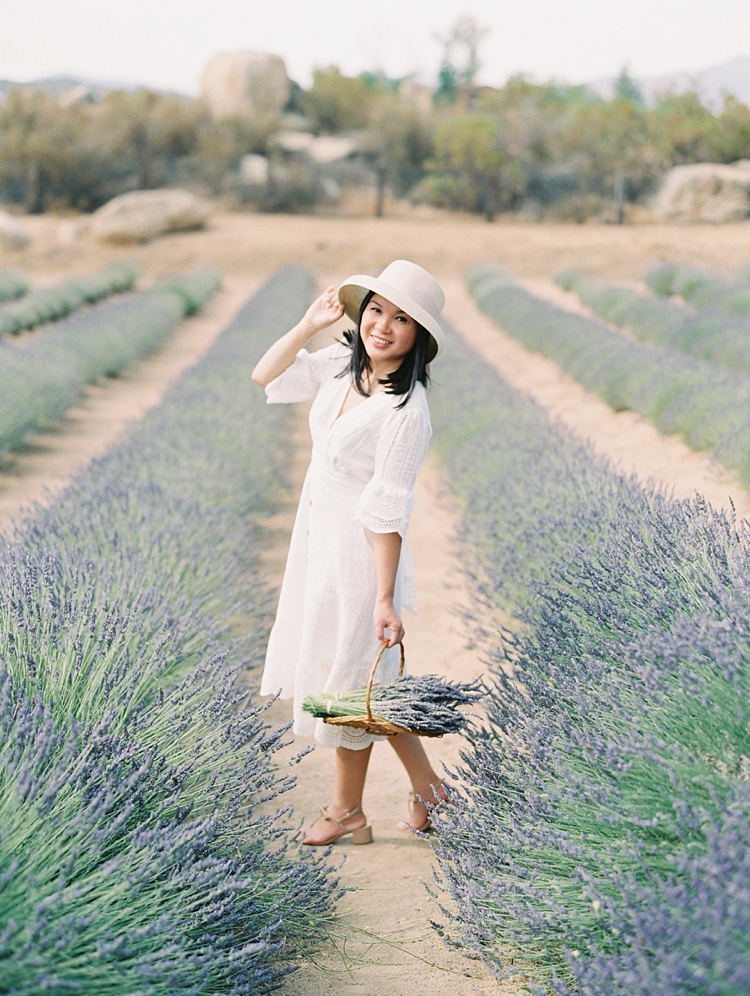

{"left": 303, "top": 286, "right": 345, "bottom": 335}
{"left": 251, "top": 286, "right": 344, "bottom": 387}
{"left": 374, "top": 596, "right": 404, "bottom": 648}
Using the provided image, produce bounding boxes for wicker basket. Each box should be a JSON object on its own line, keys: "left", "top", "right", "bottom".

{"left": 323, "top": 643, "right": 443, "bottom": 738}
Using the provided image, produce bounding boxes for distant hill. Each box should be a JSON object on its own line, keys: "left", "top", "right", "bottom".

{"left": 0, "top": 75, "right": 184, "bottom": 100}
{"left": 589, "top": 55, "right": 750, "bottom": 109}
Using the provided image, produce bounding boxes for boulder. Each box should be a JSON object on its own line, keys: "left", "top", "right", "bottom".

{"left": 239, "top": 154, "right": 269, "bottom": 185}
{"left": 202, "top": 51, "right": 290, "bottom": 120}
{"left": 0, "top": 211, "right": 30, "bottom": 249}
{"left": 269, "top": 131, "right": 358, "bottom": 164}
{"left": 91, "top": 189, "right": 211, "bottom": 244}
{"left": 652, "top": 161, "right": 750, "bottom": 223}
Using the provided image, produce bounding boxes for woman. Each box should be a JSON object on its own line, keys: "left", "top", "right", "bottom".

{"left": 252, "top": 260, "right": 447, "bottom": 846}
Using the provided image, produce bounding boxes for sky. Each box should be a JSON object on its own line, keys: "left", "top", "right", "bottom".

{"left": 0, "top": 0, "right": 749, "bottom": 93}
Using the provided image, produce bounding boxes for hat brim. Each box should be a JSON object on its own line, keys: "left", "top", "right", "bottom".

{"left": 338, "top": 274, "right": 444, "bottom": 362}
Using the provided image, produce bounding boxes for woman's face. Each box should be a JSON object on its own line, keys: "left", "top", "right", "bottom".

{"left": 359, "top": 294, "right": 418, "bottom": 368}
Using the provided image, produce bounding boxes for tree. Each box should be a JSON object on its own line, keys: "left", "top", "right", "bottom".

{"left": 648, "top": 91, "right": 718, "bottom": 164}
{"left": 302, "top": 67, "right": 373, "bottom": 133}
{"left": 433, "top": 16, "right": 490, "bottom": 105}
{"left": 613, "top": 67, "right": 645, "bottom": 108}
{"left": 425, "top": 115, "right": 517, "bottom": 220}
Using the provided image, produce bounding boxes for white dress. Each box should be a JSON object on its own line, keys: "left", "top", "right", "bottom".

{"left": 260, "top": 341, "right": 432, "bottom": 749}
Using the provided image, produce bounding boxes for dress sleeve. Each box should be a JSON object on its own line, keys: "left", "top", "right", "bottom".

{"left": 265, "top": 342, "right": 348, "bottom": 404}
{"left": 354, "top": 406, "right": 432, "bottom": 539}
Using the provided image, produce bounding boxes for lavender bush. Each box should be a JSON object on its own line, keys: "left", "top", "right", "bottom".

{"left": 0, "top": 267, "right": 340, "bottom": 992}
{"left": 645, "top": 262, "right": 750, "bottom": 315}
{"left": 557, "top": 268, "right": 750, "bottom": 372}
{"left": 467, "top": 262, "right": 750, "bottom": 486}
{"left": 0, "top": 260, "right": 138, "bottom": 336}
{"left": 0, "top": 268, "right": 220, "bottom": 454}
{"left": 428, "top": 320, "right": 750, "bottom": 994}
{"left": 0, "top": 268, "right": 28, "bottom": 304}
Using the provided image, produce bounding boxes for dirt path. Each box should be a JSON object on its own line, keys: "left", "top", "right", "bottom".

{"left": 0, "top": 277, "right": 259, "bottom": 534}
{"left": 260, "top": 408, "right": 513, "bottom": 995}
{"left": 443, "top": 278, "right": 750, "bottom": 518}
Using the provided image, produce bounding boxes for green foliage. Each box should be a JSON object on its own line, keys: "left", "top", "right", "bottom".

{"left": 426, "top": 115, "right": 520, "bottom": 219}
{"left": 433, "top": 15, "right": 490, "bottom": 105}
{"left": 613, "top": 67, "right": 645, "bottom": 107}
{"left": 302, "top": 67, "right": 373, "bottom": 134}
{"left": 429, "top": 321, "right": 750, "bottom": 992}
{"left": 0, "top": 260, "right": 138, "bottom": 336}
{"left": 552, "top": 97, "right": 660, "bottom": 200}
{"left": 0, "top": 268, "right": 28, "bottom": 303}
{"left": 646, "top": 261, "right": 750, "bottom": 315}
{"left": 2, "top": 68, "right": 750, "bottom": 217}
{"left": 558, "top": 267, "right": 750, "bottom": 371}
{"left": 0, "top": 86, "right": 273, "bottom": 210}
{"left": 468, "top": 262, "right": 750, "bottom": 486}
{"left": 363, "top": 93, "right": 433, "bottom": 195}
{"left": 0, "top": 267, "right": 339, "bottom": 991}
{"left": 0, "top": 269, "right": 219, "bottom": 452}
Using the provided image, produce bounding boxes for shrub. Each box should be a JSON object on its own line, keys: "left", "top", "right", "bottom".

{"left": 428, "top": 319, "right": 750, "bottom": 994}
{"left": 557, "top": 268, "right": 750, "bottom": 370}
{"left": 467, "top": 262, "right": 750, "bottom": 485}
{"left": 645, "top": 262, "right": 750, "bottom": 315}
{"left": 425, "top": 115, "right": 522, "bottom": 220}
{"left": 0, "top": 268, "right": 219, "bottom": 452}
{"left": 0, "top": 268, "right": 28, "bottom": 303}
{"left": 0, "top": 260, "right": 138, "bottom": 336}
{"left": 0, "top": 266, "right": 339, "bottom": 992}
{"left": 302, "top": 67, "right": 374, "bottom": 134}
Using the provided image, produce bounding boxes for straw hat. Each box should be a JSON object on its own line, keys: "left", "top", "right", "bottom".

{"left": 338, "top": 260, "right": 445, "bottom": 362}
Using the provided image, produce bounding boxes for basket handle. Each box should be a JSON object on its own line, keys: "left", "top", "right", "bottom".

{"left": 365, "top": 641, "right": 405, "bottom": 722}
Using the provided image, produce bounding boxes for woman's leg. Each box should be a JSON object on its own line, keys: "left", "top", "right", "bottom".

{"left": 388, "top": 734, "right": 447, "bottom": 829}
{"left": 302, "top": 744, "right": 373, "bottom": 845}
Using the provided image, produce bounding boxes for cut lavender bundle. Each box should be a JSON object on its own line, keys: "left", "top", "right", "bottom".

{"left": 303, "top": 674, "right": 485, "bottom": 735}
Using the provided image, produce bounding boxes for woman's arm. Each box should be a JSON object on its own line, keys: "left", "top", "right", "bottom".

{"left": 251, "top": 285, "right": 345, "bottom": 387}
{"left": 373, "top": 531, "right": 404, "bottom": 647}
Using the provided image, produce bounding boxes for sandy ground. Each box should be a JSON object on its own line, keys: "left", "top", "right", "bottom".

{"left": 3, "top": 212, "right": 750, "bottom": 990}
{"left": 5, "top": 210, "right": 750, "bottom": 286}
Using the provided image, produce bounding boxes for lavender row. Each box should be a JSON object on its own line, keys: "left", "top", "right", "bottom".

{"left": 0, "top": 267, "right": 220, "bottom": 454}
{"left": 467, "top": 262, "right": 750, "bottom": 487}
{"left": 0, "top": 260, "right": 138, "bottom": 337}
{"left": 646, "top": 261, "right": 750, "bottom": 314}
{"left": 428, "top": 319, "right": 750, "bottom": 994}
{"left": 556, "top": 268, "right": 750, "bottom": 373}
{"left": 0, "top": 266, "right": 28, "bottom": 304}
{"left": 0, "top": 267, "right": 340, "bottom": 993}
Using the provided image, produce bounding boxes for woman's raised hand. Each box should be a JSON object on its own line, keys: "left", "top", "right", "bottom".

{"left": 303, "top": 286, "right": 345, "bottom": 335}
{"left": 251, "top": 285, "right": 345, "bottom": 388}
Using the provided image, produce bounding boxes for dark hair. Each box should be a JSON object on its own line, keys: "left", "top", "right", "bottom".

{"left": 337, "top": 291, "right": 431, "bottom": 409}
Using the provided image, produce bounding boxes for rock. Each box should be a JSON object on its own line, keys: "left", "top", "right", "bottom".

{"left": 0, "top": 211, "right": 30, "bottom": 249}
{"left": 91, "top": 189, "right": 211, "bottom": 244}
{"left": 269, "top": 131, "right": 358, "bottom": 163}
{"left": 202, "top": 51, "right": 290, "bottom": 120}
{"left": 239, "top": 154, "right": 269, "bottom": 185}
{"left": 307, "top": 135, "right": 357, "bottom": 165}
{"left": 651, "top": 161, "right": 750, "bottom": 222}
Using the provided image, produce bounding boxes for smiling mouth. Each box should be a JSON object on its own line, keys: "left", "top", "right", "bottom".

{"left": 370, "top": 335, "right": 392, "bottom": 347}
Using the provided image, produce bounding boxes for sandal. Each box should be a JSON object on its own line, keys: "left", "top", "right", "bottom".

{"left": 397, "top": 783, "right": 450, "bottom": 833}
{"left": 301, "top": 804, "right": 373, "bottom": 846}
